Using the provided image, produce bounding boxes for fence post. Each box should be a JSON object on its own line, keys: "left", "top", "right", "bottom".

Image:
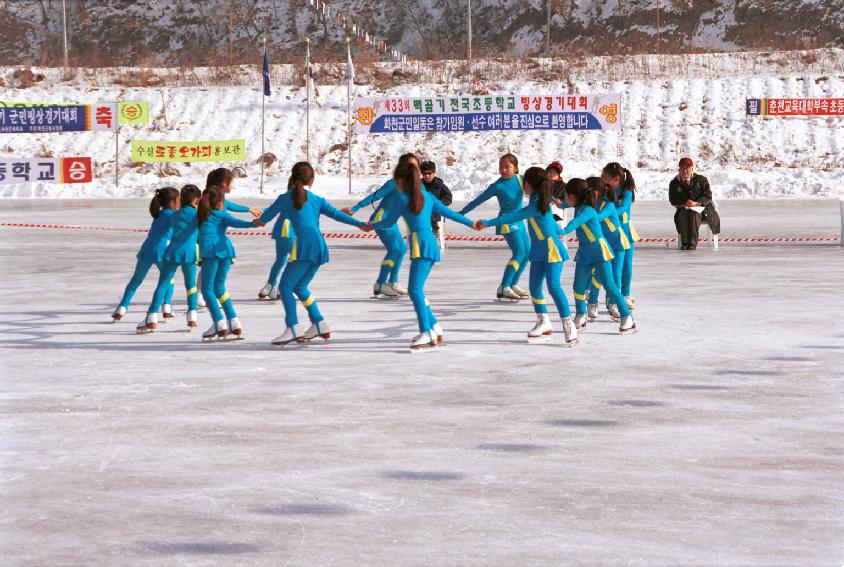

{"left": 840, "top": 198, "right": 844, "bottom": 248}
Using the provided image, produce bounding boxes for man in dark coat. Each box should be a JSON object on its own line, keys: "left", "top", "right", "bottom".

{"left": 668, "top": 157, "right": 721, "bottom": 249}
{"left": 420, "top": 161, "right": 453, "bottom": 231}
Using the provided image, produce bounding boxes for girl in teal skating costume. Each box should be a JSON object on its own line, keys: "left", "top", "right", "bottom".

{"left": 585, "top": 177, "right": 631, "bottom": 321}
{"left": 372, "top": 162, "right": 474, "bottom": 350}
{"left": 111, "top": 188, "right": 179, "bottom": 322}
{"left": 459, "top": 154, "right": 530, "bottom": 302}
{"left": 560, "top": 179, "right": 636, "bottom": 335}
{"left": 262, "top": 162, "right": 373, "bottom": 346}
{"left": 137, "top": 185, "right": 203, "bottom": 333}
{"left": 601, "top": 162, "right": 640, "bottom": 311}
{"left": 477, "top": 167, "right": 577, "bottom": 347}
{"left": 197, "top": 186, "right": 263, "bottom": 340}
{"left": 342, "top": 153, "right": 418, "bottom": 299}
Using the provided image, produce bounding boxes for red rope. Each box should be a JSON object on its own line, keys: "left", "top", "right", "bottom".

{"left": 0, "top": 223, "right": 840, "bottom": 244}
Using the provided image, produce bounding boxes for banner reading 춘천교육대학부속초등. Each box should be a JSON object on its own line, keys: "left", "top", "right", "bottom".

{"left": 352, "top": 94, "right": 621, "bottom": 134}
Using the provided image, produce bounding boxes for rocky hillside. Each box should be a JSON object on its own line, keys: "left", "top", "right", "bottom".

{"left": 2, "top": 0, "right": 842, "bottom": 66}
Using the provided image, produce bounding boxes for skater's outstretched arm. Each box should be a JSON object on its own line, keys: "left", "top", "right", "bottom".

{"left": 595, "top": 202, "right": 615, "bottom": 222}
{"left": 561, "top": 207, "right": 596, "bottom": 235}
{"left": 320, "top": 198, "right": 367, "bottom": 228}
{"left": 257, "top": 196, "right": 287, "bottom": 226}
{"left": 433, "top": 200, "right": 473, "bottom": 228}
{"left": 480, "top": 202, "right": 536, "bottom": 228}
{"left": 223, "top": 212, "right": 263, "bottom": 230}
{"left": 349, "top": 180, "right": 394, "bottom": 213}
{"left": 370, "top": 191, "right": 408, "bottom": 230}
{"left": 458, "top": 184, "right": 495, "bottom": 215}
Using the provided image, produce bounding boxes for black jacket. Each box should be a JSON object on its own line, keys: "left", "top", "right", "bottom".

{"left": 422, "top": 176, "right": 453, "bottom": 223}
{"left": 669, "top": 173, "right": 721, "bottom": 234}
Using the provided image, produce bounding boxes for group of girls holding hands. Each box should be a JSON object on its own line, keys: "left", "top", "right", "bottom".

{"left": 111, "top": 154, "right": 638, "bottom": 350}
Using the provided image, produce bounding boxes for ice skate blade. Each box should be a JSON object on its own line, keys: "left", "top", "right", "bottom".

{"left": 495, "top": 297, "right": 520, "bottom": 303}
{"left": 619, "top": 326, "right": 638, "bottom": 335}
{"left": 136, "top": 327, "right": 154, "bottom": 334}
{"left": 528, "top": 334, "right": 553, "bottom": 343}
{"left": 304, "top": 333, "right": 331, "bottom": 342}
{"left": 410, "top": 343, "right": 438, "bottom": 352}
{"left": 562, "top": 339, "right": 579, "bottom": 348}
{"left": 271, "top": 337, "right": 306, "bottom": 346}
{"left": 372, "top": 294, "right": 400, "bottom": 300}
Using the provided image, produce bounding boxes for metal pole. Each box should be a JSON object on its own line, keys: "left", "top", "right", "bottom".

{"left": 347, "top": 38, "right": 352, "bottom": 196}
{"left": 467, "top": 0, "right": 472, "bottom": 62}
{"left": 545, "top": 0, "right": 551, "bottom": 57}
{"left": 656, "top": 0, "right": 661, "bottom": 56}
{"left": 62, "top": 0, "right": 69, "bottom": 66}
{"left": 114, "top": 126, "right": 119, "bottom": 188}
{"left": 840, "top": 198, "right": 844, "bottom": 248}
{"left": 260, "top": 38, "right": 266, "bottom": 195}
{"left": 306, "top": 37, "right": 311, "bottom": 163}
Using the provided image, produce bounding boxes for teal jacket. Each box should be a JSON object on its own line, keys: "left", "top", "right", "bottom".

{"left": 350, "top": 179, "right": 400, "bottom": 226}
{"left": 482, "top": 194, "right": 569, "bottom": 264}
{"left": 163, "top": 205, "right": 199, "bottom": 264}
{"left": 373, "top": 189, "right": 472, "bottom": 262}
{"left": 459, "top": 175, "right": 525, "bottom": 235}
{"left": 595, "top": 198, "right": 631, "bottom": 252}
{"left": 561, "top": 205, "right": 615, "bottom": 265}
{"left": 137, "top": 208, "right": 174, "bottom": 263}
{"left": 198, "top": 209, "right": 257, "bottom": 260}
{"left": 258, "top": 190, "right": 364, "bottom": 266}
{"left": 613, "top": 188, "right": 640, "bottom": 243}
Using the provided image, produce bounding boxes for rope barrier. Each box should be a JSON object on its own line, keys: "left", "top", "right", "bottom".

{"left": 0, "top": 222, "right": 839, "bottom": 244}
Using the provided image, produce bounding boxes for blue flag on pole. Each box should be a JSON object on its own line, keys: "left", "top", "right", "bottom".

{"left": 262, "top": 48, "right": 271, "bottom": 96}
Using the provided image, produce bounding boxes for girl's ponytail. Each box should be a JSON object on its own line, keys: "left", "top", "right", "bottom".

{"left": 287, "top": 162, "right": 314, "bottom": 210}
{"left": 393, "top": 161, "right": 423, "bottom": 214}
{"left": 180, "top": 184, "right": 201, "bottom": 208}
{"left": 523, "top": 166, "right": 549, "bottom": 214}
{"left": 564, "top": 178, "right": 598, "bottom": 209}
{"left": 602, "top": 162, "right": 637, "bottom": 203}
{"left": 198, "top": 186, "right": 223, "bottom": 225}
{"left": 149, "top": 189, "right": 162, "bottom": 218}
{"left": 622, "top": 167, "right": 637, "bottom": 202}
{"left": 149, "top": 187, "right": 178, "bottom": 218}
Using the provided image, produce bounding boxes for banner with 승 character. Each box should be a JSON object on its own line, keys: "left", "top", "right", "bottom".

{"left": 130, "top": 140, "right": 247, "bottom": 163}
{"left": 0, "top": 104, "right": 117, "bottom": 134}
{"left": 0, "top": 158, "right": 93, "bottom": 184}
{"left": 353, "top": 94, "right": 622, "bottom": 134}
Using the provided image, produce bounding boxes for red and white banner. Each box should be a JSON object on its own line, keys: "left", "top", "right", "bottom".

{"left": 0, "top": 157, "right": 93, "bottom": 184}
{"left": 747, "top": 97, "right": 844, "bottom": 116}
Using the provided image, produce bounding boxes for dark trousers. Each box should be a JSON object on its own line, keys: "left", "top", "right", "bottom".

{"left": 674, "top": 207, "right": 702, "bottom": 246}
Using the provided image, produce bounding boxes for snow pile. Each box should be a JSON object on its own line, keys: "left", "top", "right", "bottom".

{"left": 0, "top": 52, "right": 842, "bottom": 201}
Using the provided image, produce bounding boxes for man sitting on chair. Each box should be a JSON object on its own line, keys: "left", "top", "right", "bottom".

{"left": 669, "top": 157, "right": 721, "bottom": 250}
{"left": 420, "top": 161, "right": 453, "bottom": 232}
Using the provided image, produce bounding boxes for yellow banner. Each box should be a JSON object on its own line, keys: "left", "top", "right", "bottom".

{"left": 131, "top": 139, "right": 247, "bottom": 163}
{"left": 0, "top": 101, "right": 149, "bottom": 124}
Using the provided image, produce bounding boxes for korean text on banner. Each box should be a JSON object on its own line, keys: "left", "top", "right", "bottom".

{"left": 0, "top": 101, "right": 149, "bottom": 125}
{"left": 352, "top": 94, "right": 622, "bottom": 134}
{"left": 131, "top": 140, "right": 247, "bottom": 163}
{"left": 0, "top": 104, "right": 117, "bottom": 133}
{"left": 0, "top": 157, "right": 93, "bottom": 184}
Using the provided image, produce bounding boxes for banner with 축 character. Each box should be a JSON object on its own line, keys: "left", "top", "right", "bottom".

{"left": 0, "top": 104, "right": 117, "bottom": 133}
{"left": 353, "top": 94, "right": 621, "bottom": 134}
{"left": 0, "top": 157, "right": 93, "bottom": 184}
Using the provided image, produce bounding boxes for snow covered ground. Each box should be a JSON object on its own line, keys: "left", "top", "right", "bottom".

{"left": 1, "top": 51, "right": 842, "bottom": 201}
{"left": 1, "top": 200, "right": 843, "bottom": 564}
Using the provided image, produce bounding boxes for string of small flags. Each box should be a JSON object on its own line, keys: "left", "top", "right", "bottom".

{"left": 304, "top": 0, "right": 410, "bottom": 63}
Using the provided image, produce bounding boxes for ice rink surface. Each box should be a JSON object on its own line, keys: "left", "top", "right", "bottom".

{"left": 1, "top": 199, "right": 843, "bottom": 565}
